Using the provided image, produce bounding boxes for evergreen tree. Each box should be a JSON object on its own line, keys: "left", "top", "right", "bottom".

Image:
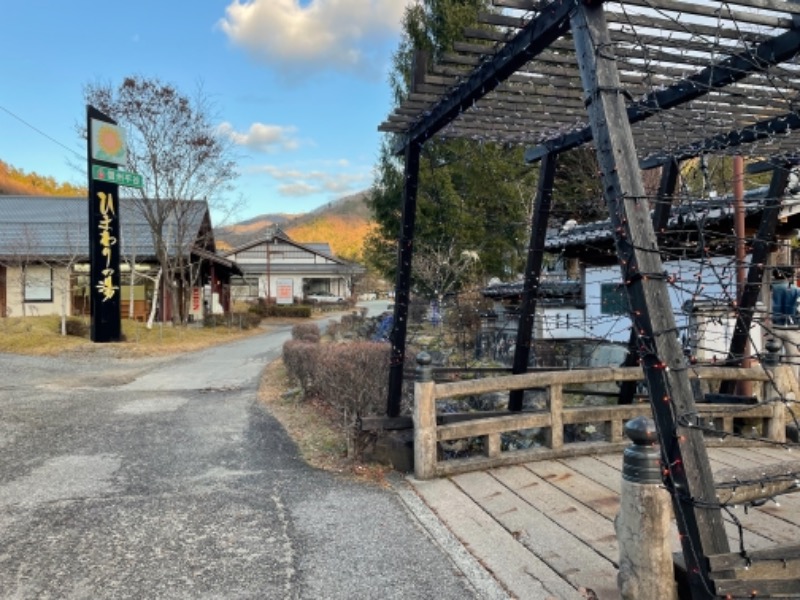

{"left": 366, "top": 1, "right": 539, "bottom": 293}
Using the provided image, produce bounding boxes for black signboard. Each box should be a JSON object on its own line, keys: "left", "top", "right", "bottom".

{"left": 87, "top": 106, "right": 122, "bottom": 342}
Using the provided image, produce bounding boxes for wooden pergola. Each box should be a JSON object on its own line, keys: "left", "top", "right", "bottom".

{"left": 378, "top": 1, "right": 800, "bottom": 597}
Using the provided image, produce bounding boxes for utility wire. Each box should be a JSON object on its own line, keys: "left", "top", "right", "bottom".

{"left": 0, "top": 103, "right": 83, "bottom": 160}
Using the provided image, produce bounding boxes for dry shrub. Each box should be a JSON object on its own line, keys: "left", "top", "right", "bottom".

{"left": 325, "top": 321, "right": 341, "bottom": 338}
{"left": 203, "top": 312, "right": 262, "bottom": 329}
{"left": 282, "top": 340, "right": 321, "bottom": 397}
{"left": 339, "top": 313, "right": 360, "bottom": 329}
{"left": 291, "top": 323, "right": 320, "bottom": 343}
{"left": 63, "top": 317, "right": 89, "bottom": 337}
{"left": 313, "top": 341, "right": 391, "bottom": 459}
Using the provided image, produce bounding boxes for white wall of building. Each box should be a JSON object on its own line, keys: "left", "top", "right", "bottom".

{"left": 5, "top": 265, "right": 71, "bottom": 318}
{"left": 559, "top": 256, "right": 764, "bottom": 357}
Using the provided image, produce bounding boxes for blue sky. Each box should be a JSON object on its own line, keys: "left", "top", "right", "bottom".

{"left": 0, "top": 0, "right": 410, "bottom": 223}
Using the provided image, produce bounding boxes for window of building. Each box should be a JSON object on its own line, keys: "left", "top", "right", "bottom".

{"left": 600, "top": 282, "right": 627, "bottom": 315}
{"left": 24, "top": 265, "right": 53, "bottom": 302}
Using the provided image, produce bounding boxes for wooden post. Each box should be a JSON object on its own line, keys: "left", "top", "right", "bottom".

{"left": 486, "top": 433, "right": 501, "bottom": 458}
{"left": 509, "top": 152, "right": 557, "bottom": 410}
{"left": 765, "top": 340, "right": 789, "bottom": 441}
{"left": 413, "top": 352, "right": 437, "bottom": 480}
{"left": 387, "top": 139, "right": 422, "bottom": 417}
{"left": 720, "top": 164, "right": 791, "bottom": 394}
{"left": 617, "top": 417, "right": 677, "bottom": 600}
{"left": 548, "top": 383, "right": 564, "bottom": 450}
{"left": 571, "top": 3, "right": 729, "bottom": 597}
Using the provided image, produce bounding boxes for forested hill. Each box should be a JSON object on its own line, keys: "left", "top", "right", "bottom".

{"left": 0, "top": 158, "right": 374, "bottom": 261}
{"left": 215, "top": 191, "right": 375, "bottom": 261}
{"left": 0, "top": 161, "right": 85, "bottom": 196}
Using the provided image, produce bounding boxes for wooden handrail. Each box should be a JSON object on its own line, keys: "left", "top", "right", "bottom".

{"left": 433, "top": 366, "right": 771, "bottom": 400}
{"left": 413, "top": 364, "right": 792, "bottom": 480}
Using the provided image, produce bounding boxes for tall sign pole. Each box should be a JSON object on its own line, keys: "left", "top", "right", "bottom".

{"left": 87, "top": 106, "right": 123, "bottom": 342}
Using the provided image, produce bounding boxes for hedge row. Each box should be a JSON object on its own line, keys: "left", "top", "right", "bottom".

{"left": 203, "top": 312, "right": 262, "bottom": 329}
{"left": 249, "top": 301, "right": 312, "bottom": 318}
{"left": 282, "top": 337, "right": 390, "bottom": 458}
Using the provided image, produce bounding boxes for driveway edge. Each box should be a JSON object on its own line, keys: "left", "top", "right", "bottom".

{"left": 390, "top": 473, "right": 511, "bottom": 600}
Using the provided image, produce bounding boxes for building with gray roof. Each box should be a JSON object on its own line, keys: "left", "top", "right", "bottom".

{"left": 0, "top": 196, "right": 239, "bottom": 321}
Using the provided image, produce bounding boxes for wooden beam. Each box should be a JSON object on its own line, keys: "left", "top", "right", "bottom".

{"left": 620, "top": 159, "right": 680, "bottom": 404}
{"left": 387, "top": 140, "right": 421, "bottom": 417}
{"left": 719, "top": 165, "right": 791, "bottom": 393}
{"left": 621, "top": 0, "right": 799, "bottom": 29}
{"left": 570, "top": 3, "right": 729, "bottom": 597}
{"left": 510, "top": 153, "right": 557, "bottom": 411}
{"left": 639, "top": 112, "right": 800, "bottom": 168}
{"left": 707, "top": 544, "right": 800, "bottom": 572}
{"left": 712, "top": 578, "right": 800, "bottom": 597}
{"left": 392, "top": 0, "right": 574, "bottom": 154}
{"left": 526, "top": 26, "right": 800, "bottom": 161}
{"left": 714, "top": 460, "right": 800, "bottom": 504}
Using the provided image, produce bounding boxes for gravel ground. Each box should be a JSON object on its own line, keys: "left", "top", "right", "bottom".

{"left": 0, "top": 328, "right": 501, "bottom": 599}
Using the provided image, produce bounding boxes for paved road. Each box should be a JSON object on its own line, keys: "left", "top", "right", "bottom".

{"left": 0, "top": 318, "right": 504, "bottom": 599}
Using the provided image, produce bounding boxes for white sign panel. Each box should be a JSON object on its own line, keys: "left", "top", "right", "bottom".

{"left": 276, "top": 278, "right": 294, "bottom": 305}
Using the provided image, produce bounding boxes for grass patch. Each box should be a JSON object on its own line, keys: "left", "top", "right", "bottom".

{"left": 0, "top": 315, "right": 267, "bottom": 357}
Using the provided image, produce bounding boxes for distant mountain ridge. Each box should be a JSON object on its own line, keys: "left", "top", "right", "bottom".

{"left": 0, "top": 159, "right": 374, "bottom": 262}
{"left": 215, "top": 190, "right": 374, "bottom": 261}
{"left": 0, "top": 160, "right": 85, "bottom": 196}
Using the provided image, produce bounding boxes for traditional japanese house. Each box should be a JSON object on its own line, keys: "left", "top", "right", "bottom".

{"left": 223, "top": 227, "right": 364, "bottom": 304}
{"left": 483, "top": 186, "right": 800, "bottom": 366}
{"left": 0, "top": 195, "right": 239, "bottom": 321}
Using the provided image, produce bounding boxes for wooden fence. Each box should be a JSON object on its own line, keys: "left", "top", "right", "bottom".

{"left": 413, "top": 361, "right": 797, "bottom": 480}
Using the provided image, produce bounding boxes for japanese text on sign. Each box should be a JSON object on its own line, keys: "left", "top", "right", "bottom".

{"left": 96, "top": 191, "right": 118, "bottom": 301}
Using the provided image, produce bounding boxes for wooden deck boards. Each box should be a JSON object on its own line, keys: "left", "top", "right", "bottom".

{"left": 407, "top": 447, "right": 800, "bottom": 599}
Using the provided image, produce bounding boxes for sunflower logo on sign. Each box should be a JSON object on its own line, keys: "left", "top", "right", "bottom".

{"left": 91, "top": 119, "right": 127, "bottom": 165}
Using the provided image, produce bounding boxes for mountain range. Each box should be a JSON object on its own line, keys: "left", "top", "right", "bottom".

{"left": 214, "top": 190, "right": 374, "bottom": 261}
{"left": 0, "top": 161, "right": 375, "bottom": 262}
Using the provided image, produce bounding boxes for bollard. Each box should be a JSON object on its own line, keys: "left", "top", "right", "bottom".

{"left": 413, "top": 352, "right": 437, "bottom": 480}
{"left": 763, "top": 338, "right": 788, "bottom": 443}
{"left": 616, "top": 417, "right": 677, "bottom": 600}
{"left": 762, "top": 337, "right": 782, "bottom": 368}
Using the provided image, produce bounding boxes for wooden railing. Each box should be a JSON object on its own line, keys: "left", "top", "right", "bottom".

{"left": 413, "top": 359, "right": 797, "bottom": 479}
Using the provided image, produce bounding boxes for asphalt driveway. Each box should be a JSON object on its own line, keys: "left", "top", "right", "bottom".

{"left": 0, "top": 322, "right": 504, "bottom": 599}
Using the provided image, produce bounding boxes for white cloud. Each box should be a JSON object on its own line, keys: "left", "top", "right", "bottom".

{"left": 218, "top": 121, "right": 301, "bottom": 153}
{"left": 279, "top": 182, "right": 319, "bottom": 197}
{"left": 219, "top": 0, "right": 412, "bottom": 76}
{"left": 251, "top": 162, "right": 371, "bottom": 197}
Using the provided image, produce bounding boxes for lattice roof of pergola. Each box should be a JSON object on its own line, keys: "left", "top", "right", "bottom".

{"left": 379, "top": 0, "right": 800, "bottom": 167}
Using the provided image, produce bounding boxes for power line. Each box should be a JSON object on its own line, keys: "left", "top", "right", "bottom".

{"left": 0, "top": 103, "right": 83, "bottom": 160}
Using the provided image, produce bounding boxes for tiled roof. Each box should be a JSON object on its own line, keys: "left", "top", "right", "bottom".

{"left": 191, "top": 247, "right": 242, "bottom": 274}
{"left": 0, "top": 196, "right": 209, "bottom": 260}
{"left": 224, "top": 231, "right": 347, "bottom": 265}
{"left": 483, "top": 279, "right": 583, "bottom": 301}
{"left": 544, "top": 187, "right": 771, "bottom": 252}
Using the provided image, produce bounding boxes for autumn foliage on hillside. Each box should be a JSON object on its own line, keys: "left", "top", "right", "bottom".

{"left": 286, "top": 215, "right": 375, "bottom": 261}
{"left": 0, "top": 160, "right": 85, "bottom": 196}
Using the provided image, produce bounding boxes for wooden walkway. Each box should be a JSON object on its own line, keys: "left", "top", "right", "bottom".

{"left": 407, "top": 446, "right": 800, "bottom": 600}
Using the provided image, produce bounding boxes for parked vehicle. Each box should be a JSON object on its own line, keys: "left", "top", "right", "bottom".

{"left": 306, "top": 292, "right": 345, "bottom": 304}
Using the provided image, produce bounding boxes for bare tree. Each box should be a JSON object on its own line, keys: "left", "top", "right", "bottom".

{"left": 53, "top": 215, "right": 86, "bottom": 335}
{"left": 7, "top": 215, "right": 87, "bottom": 332}
{"left": 82, "top": 76, "right": 238, "bottom": 324}
{"left": 411, "top": 239, "right": 481, "bottom": 307}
